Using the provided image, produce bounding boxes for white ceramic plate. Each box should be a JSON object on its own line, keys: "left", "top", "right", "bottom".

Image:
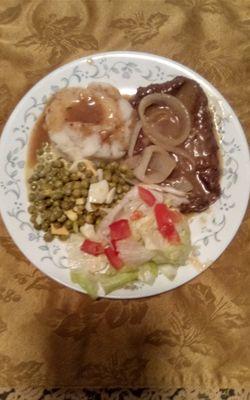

{"left": 0, "top": 51, "right": 249, "bottom": 298}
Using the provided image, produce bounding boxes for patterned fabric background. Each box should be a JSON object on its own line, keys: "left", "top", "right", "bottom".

{"left": 0, "top": 0, "right": 249, "bottom": 399}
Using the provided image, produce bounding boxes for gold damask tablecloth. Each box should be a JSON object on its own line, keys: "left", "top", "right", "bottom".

{"left": 0, "top": 0, "right": 249, "bottom": 397}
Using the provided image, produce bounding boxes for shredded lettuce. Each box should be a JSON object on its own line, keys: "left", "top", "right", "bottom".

{"left": 100, "top": 271, "right": 138, "bottom": 294}
{"left": 160, "top": 264, "right": 179, "bottom": 281}
{"left": 152, "top": 221, "right": 191, "bottom": 266}
{"left": 138, "top": 262, "right": 158, "bottom": 285}
{"left": 69, "top": 199, "right": 192, "bottom": 297}
{"left": 71, "top": 270, "right": 98, "bottom": 299}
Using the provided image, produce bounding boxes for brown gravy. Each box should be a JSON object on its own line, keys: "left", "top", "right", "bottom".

{"left": 65, "top": 96, "right": 103, "bottom": 125}
{"left": 27, "top": 114, "right": 50, "bottom": 168}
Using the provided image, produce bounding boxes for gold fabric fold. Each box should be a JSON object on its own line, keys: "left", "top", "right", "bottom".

{"left": 0, "top": 0, "right": 249, "bottom": 389}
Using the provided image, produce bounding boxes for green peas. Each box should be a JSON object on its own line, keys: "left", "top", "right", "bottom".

{"left": 111, "top": 175, "right": 119, "bottom": 183}
{"left": 73, "top": 181, "right": 81, "bottom": 189}
{"left": 30, "top": 173, "right": 39, "bottom": 181}
{"left": 90, "top": 204, "right": 99, "bottom": 211}
{"left": 96, "top": 160, "right": 106, "bottom": 169}
{"left": 72, "top": 189, "right": 81, "bottom": 198}
{"left": 44, "top": 232, "right": 53, "bottom": 242}
{"left": 41, "top": 211, "right": 49, "bottom": 221}
{"left": 34, "top": 222, "right": 42, "bottom": 230}
{"left": 98, "top": 210, "right": 107, "bottom": 218}
{"left": 103, "top": 171, "right": 112, "bottom": 181}
{"left": 58, "top": 235, "right": 69, "bottom": 241}
{"left": 64, "top": 220, "right": 73, "bottom": 230}
{"left": 30, "top": 215, "right": 37, "bottom": 223}
{"left": 119, "top": 164, "right": 128, "bottom": 173}
{"left": 29, "top": 193, "right": 36, "bottom": 201}
{"left": 46, "top": 198, "right": 53, "bottom": 207}
{"left": 77, "top": 216, "right": 86, "bottom": 226}
{"left": 39, "top": 170, "right": 47, "bottom": 178}
{"left": 85, "top": 214, "right": 94, "bottom": 224}
{"left": 81, "top": 189, "right": 88, "bottom": 198}
{"left": 54, "top": 180, "right": 63, "bottom": 188}
{"left": 28, "top": 205, "right": 36, "bottom": 214}
{"left": 41, "top": 222, "right": 50, "bottom": 232}
{"left": 75, "top": 205, "right": 85, "bottom": 215}
{"left": 28, "top": 152, "right": 118, "bottom": 242}
{"left": 118, "top": 177, "right": 125, "bottom": 184}
{"left": 116, "top": 185, "right": 123, "bottom": 194}
{"left": 53, "top": 222, "right": 62, "bottom": 229}
{"left": 67, "top": 200, "right": 74, "bottom": 209}
{"left": 37, "top": 192, "right": 47, "bottom": 200}
{"left": 56, "top": 172, "right": 64, "bottom": 180}
{"left": 70, "top": 173, "right": 79, "bottom": 181}
{"left": 58, "top": 214, "right": 67, "bottom": 223}
{"left": 62, "top": 175, "right": 69, "bottom": 183}
{"left": 126, "top": 169, "right": 134, "bottom": 178}
{"left": 64, "top": 188, "right": 72, "bottom": 196}
{"left": 37, "top": 203, "right": 46, "bottom": 211}
{"left": 77, "top": 162, "right": 86, "bottom": 172}
{"left": 52, "top": 191, "right": 63, "bottom": 200}
{"left": 52, "top": 160, "right": 63, "bottom": 168}
{"left": 123, "top": 184, "right": 130, "bottom": 192}
{"left": 109, "top": 161, "right": 119, "bottom": 171}
{"left": 36, "top": 149, "right": 44, "bottom": 156}
{"left": 81, "top": 180, "right": 89, "bottom": 189}
{"left": 49, "top": 213, "right": 57, "bottom": 222}
{"left": 43, "top": 166, "right": 50, "bottom": 175}
{"left": 51, "top": 168, "right": 59, "bottom": 177}
{"left": 85, "top": 170, "right": 93, "bottom": 178}
{"left": 64, "top": 182, "right": 72, "bottom": 190}
{"left": 54, "top": 209, "right": 63, "bottom": 219}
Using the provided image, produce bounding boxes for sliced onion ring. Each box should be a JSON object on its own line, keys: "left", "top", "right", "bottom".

{"left": 138, "top": 93, "right": 191, "bottom": 147}
{"left": 134, "top": 145, "right": 176, "bottom": 184}
{"left": 128, "top": 121, "right": 142, "bottom": 158}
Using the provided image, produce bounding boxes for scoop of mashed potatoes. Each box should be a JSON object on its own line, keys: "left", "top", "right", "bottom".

{"left": 45, "top": 83, "right": 135, "bottom": 161}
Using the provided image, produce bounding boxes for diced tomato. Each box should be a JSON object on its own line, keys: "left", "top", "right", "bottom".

{"left": 104, "top": 246, "right": 123, "bottom": 269}
{"left": 154, "top": 203, "right": 180, "bottom": 243}
{"left": 138, "top": 186, "right": 156, "bottom": 207}
{"left": 109, "top": 219, "right": 131, "bottom": 241}
{"left": 80, "top": 239, "right": 104, "bottom": 256}
{"left": 167, "top": 209, "right": 182, "bottom": 223}
{"left": 130, "top": 210, "right": 144, "bottom": 221}
{"left": 111, "top": 240, "right": 117, "bottom": 251}
{"left": 158, "top": 222, "right": 180, "bottom": 243}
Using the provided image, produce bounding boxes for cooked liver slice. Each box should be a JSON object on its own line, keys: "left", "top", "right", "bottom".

{"left": 131, "top": 76, "right": 221, "bottom": 213}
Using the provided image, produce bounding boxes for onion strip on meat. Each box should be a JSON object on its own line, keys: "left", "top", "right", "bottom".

{"left": 140, "top": 183, "right": 187, "bottom": 197}
{"left": 168, "top": 146, "right": 195, "bottom": 167}
{"left": 138, "top": 93, "right": 191, "bottom": 148}
{"left": 134, "top": 145, "right": 176, "bottom": 184}
{"left": 125, "top": 154, "right": 142, "bottom": 169}
{"left": 167, "top": 177, "right": 193, "bottom": 192}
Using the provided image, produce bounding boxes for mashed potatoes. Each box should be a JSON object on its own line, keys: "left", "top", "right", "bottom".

{"left": 45, "top": 83, "right": 135, "bottom": 161}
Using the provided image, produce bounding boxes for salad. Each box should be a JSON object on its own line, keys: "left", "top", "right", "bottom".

{"left": 68, "top": 185, "right": 191, "bottom": 298}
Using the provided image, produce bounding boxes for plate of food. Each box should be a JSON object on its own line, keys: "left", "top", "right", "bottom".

{"left": 0, "top": 51, "right": 249, "bottom": 299}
